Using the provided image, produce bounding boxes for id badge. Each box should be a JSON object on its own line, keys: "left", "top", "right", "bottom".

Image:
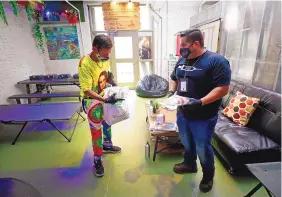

{"left": 179, "top": 78, "right": 188, "bottom": 92}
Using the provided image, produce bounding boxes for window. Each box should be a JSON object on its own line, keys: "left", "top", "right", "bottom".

{"left": 114, "top": 37, "right": 133, "bottom": 59}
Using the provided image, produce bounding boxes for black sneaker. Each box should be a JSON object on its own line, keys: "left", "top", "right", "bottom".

{"left": 93, "top": 159, "right": 104, "bottom": 177}
{"left": 103, "top": 145, "right": 121, "bottom": 154}
{"left": 173, "top": 162, "right": 198, "bottom": 174}
{"left": 199, "top": 177, "right": 213, "bottom": 193}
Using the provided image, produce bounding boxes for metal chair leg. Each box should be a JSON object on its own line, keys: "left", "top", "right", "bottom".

{"left": 244, "top": 183, "right": 263, "bottom": 197}
{"left": 12, "top": 122, "right": 28, "bottom": 145}
{"left": 69, "top": 111, "right": 80, "bottom": 141}
{"left": 77, "top": 110, "right": 86, "bottom": 121}
{"left": 45, "top": 120, "right": 71, "bottom": 142}
{"left": 265, "top": 187, "right": 274, "bottom": 197}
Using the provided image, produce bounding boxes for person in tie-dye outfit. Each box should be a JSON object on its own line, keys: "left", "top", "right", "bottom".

{"left": 78, "top": 35, "right": 121, "bottom": 177}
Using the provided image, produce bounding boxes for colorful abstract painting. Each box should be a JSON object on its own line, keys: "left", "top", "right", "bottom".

{"left": 44, "top": 26, "right": 80, "bottom": 60}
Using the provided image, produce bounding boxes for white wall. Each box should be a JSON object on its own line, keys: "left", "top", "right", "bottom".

{"left": 151, "top": 1, "right": 199, "bottom": 80}
{"left": 0, "top": 5, "right": 47, "bottom": 104}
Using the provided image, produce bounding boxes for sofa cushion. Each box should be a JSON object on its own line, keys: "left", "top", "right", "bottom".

{"left": 212, "top": 131, "right": 281, "bottom": 169}
{"left": 215, "top": 114, "right": 280, "bottom": 154}
{"left": 222, "top": 91, "right": 260, "bottom": 126}
{"left": 221, "top": 80, "right": 281, "bottom": 145}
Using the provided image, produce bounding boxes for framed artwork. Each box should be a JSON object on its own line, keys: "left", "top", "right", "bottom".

{"left": 44, "top": 26, "right": 81, "bottom": 60}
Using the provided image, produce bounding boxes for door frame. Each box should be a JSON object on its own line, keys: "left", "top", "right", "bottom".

{"left": 198, "top": 20, "right": 221, "bottom": 52}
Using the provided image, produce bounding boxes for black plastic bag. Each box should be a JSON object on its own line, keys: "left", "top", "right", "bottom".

{"left": 136, "top": 74, "right": 169, "bottom": 98}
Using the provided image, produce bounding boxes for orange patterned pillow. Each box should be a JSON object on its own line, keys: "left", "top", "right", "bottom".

{"left": 222, "top": 91, "right": 260, "bottom": 126}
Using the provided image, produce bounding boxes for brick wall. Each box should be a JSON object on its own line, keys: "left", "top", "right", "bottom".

{"left": 0, "top": 3, "right": 92, "bottom": 99}
{"left": 0, "top": 6, "right": 47, "bottom": 104}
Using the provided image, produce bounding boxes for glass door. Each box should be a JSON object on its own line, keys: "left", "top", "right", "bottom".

{"left": 110, "top": 31, "right": 139, "bottom": 89}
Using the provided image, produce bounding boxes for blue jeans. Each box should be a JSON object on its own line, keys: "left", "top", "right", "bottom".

{"left": 176, "top": 112, "right": 218, "bottom": 178}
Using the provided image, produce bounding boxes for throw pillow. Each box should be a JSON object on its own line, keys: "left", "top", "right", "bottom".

{"left": 222, "top": 91, "right": 260, "bottom": 126}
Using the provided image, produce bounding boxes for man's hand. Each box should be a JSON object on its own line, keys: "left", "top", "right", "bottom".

{"left": 184, "top": 98, "right": 202, "bottom": 110}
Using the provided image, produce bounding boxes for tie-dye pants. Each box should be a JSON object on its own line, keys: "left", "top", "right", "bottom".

{"left": 82, "top": 99, "right": 112, "bottom": 158}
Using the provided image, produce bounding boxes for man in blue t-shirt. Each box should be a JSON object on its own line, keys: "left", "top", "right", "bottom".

{"left": 170, "top": 29, "right": 231, "bottom": 193}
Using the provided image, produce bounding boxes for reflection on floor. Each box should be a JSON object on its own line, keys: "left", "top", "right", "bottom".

{"left": 0, "top": 92, "right": 268, "bottom": 197}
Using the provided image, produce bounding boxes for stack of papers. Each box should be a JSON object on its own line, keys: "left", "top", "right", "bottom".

{"left": 153, "top": 122, "right": 177, "bottom": 132}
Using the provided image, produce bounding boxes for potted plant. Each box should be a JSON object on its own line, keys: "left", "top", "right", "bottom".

{"left": 152, "top": 100, "right": 160, "bottom": 114}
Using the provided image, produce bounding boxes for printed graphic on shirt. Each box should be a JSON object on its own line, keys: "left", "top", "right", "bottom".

{"left": 78, "top": 55, "right": 110, "bottom": 97}
{"left": 178, "top": 64, "right": 202, "bottom": 72}
{"left": 97, "top": 71, "right": 108, "bottom": 95}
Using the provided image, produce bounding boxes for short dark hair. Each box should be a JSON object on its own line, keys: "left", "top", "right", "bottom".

{"left": 92, "top": 34, "right": 113, "bottom": 50}
{"left": 180, "top": 29, "right": 204, "bottom": 47}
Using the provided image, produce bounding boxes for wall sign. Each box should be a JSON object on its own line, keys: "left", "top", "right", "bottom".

{"left": 102, "top": 2, "right": 140, "bottom": 31}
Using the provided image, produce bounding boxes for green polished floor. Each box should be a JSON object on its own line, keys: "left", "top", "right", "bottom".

{"left": 0, "top": 92, "right": 268, "bottom": 197}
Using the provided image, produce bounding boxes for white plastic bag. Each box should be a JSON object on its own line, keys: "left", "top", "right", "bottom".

{"left": 103, "top": 86, "right": 130, "bottom": 125}
{"left": 103, "top": 100, "right": 130, "bottom": 125}
{"left": 163, "top": 95, "right": 190, "bottom": 106}
{"left": 104, "top": 86, "right": 129, "bottom": 99}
